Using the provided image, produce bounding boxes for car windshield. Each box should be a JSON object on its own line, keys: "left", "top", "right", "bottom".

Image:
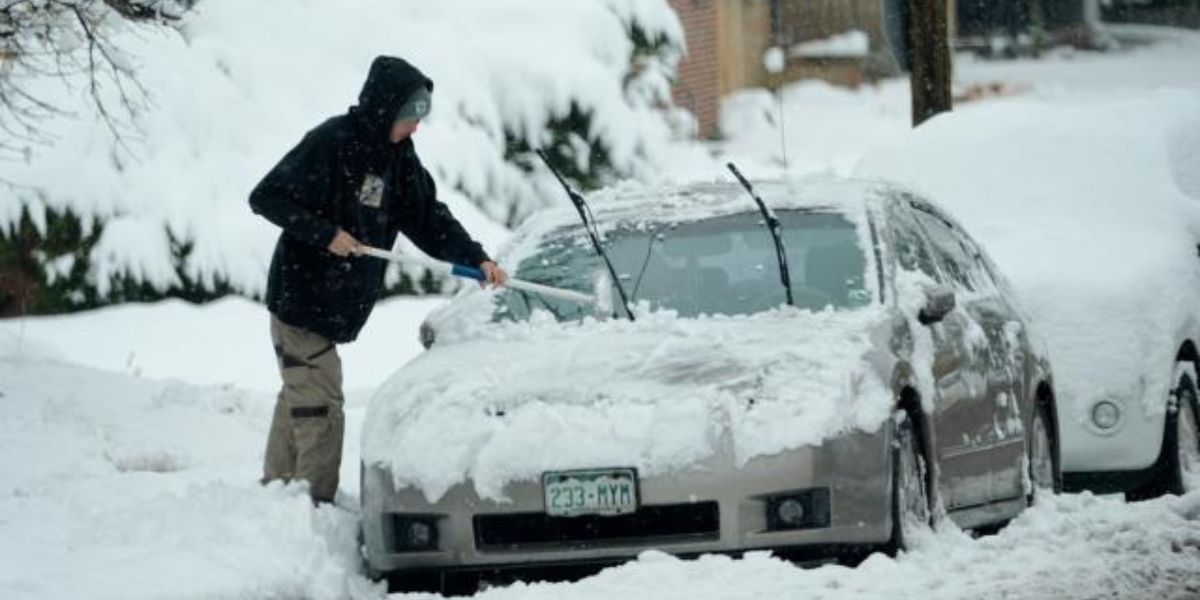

{"left": 495, "top": 210, "right": 872, "bottom": 321}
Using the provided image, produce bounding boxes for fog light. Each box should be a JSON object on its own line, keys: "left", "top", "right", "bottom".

{"left": 391, "top": 515, "right": 439, "bottom": 552}
{"left": 777, "top": 499, "right": 806, "bottom": 526}
{"left": 407, "top": 521, "right": 433, "bottom": 547}
{"left": 1092, "top": 401, "right": 1121, "bottom": 430}
{"left": 765, "top": 488, "right": 831, "bottom": 531}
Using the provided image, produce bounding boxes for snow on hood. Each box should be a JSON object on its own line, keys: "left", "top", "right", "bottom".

{"left": 858, "top": 90, "right": 1200, "bottom": 420}
{"left": 361, "top": 306, "right": 893, "bottom": 502}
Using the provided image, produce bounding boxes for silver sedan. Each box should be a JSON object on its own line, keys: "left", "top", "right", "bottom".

{"left": 359, "top": 179, "right": 1060, "bottom": 593}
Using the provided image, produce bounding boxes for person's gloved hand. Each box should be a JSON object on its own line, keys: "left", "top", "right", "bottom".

{"left": 480, "top": 261, "right": 508, "bottom": 288}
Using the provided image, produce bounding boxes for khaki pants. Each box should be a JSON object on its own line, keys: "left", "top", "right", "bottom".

{"left": 262, "top": 314, "right": 345, "bottom": 503}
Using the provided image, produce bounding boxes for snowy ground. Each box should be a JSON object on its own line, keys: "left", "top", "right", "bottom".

{"left": 4, "top": 303, "right": 1200, "bottom": 600}
{"left": 4, "top": 23, "right": 1200, "bottom": 600}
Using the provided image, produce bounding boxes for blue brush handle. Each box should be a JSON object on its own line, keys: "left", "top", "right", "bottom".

{"left": 451, "top": 263, "right": 486, "bottom": 281}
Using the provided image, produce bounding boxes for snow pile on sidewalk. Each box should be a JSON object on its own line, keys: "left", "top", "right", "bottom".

{"left": 0, "top": 348, "right": 378, "bottom": 600}
{"left": 858, "top": 91, "right": 1200, "bottom": 427}
{"left": 3, "top": 0, "right": 685, "bottom": 299}
{"left": 0, "top": 295, "right": 443, "bottom": 393}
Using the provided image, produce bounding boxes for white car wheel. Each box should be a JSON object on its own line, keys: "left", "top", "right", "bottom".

{"left": 1129, "top": 366, "right": 1200, "bottom": 500}
{"left": 1177, "top": 379, "right": 1200, "bottom": 493}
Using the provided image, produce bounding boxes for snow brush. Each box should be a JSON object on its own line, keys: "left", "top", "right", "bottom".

{"left": 357, "top": 246, "right": 609, "bottom": 311}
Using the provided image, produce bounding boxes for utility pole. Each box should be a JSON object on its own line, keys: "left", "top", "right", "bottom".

{"left": 906, "top": 0, "right": 953, "bottom": 126}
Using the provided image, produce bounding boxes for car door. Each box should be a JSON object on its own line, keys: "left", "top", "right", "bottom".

{"left": 887, "top": 202, "right": 993, "bottom": 510}
{"left": 960, "top": 239, "right": 1032, "bottom": 501}
{"left": 909, "top": 204, "right": 1025, "bottom": 505}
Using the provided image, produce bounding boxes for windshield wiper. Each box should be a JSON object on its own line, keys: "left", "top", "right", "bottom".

{"left": 726, "top": 163, "right": 794, "bottom": 306}
{"left": 536, "top": 149, "right": 635, "bottom": 320}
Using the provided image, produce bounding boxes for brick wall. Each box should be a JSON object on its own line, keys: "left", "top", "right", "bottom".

{"left": 669, "top": 0, "right": 721, "bottom": 138}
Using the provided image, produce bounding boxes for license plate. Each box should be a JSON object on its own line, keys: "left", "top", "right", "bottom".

{"left": 543, "top": 468, "right": 639, "bottom": 517}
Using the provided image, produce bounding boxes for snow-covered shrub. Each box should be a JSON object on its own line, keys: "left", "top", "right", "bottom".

{"left": 0, "top": 0, "right": 686, "bottom": 315}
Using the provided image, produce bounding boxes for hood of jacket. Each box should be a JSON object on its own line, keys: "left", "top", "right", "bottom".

{"left": 348, "top": 56, "right": 433, "bottom": 167}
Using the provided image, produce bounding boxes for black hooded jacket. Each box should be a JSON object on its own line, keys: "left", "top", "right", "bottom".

{"left": 250, "top": 56, "right": 490, "bottom": 343}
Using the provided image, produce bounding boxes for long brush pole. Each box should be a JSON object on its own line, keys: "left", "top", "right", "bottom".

{"left": 356, "top": 246, "right": 595, "bottom": 306}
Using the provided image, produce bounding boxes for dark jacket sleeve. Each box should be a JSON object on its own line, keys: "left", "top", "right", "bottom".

{"left": 396, "top": 165, "right": 492, "bottom": 267}
{"left": 248, "top": 126, "right": 340, "bottom": 248}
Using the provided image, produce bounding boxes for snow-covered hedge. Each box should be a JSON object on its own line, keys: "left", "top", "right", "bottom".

{"left": 1, "top": 0, "right": 687, "bottom": 313}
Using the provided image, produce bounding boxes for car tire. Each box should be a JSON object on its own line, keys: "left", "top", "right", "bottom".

{"left": 888, "top": 410, "right": 932, "bottom": 554}
{"left": 1026, "top": 401, "right": 1060, "bottom": 505}
{"left": 1129, "top": 363, "right": 1200, "bottom": 500}
{"left": 1173, "top": 367, "right": 1200, "bottom": 494}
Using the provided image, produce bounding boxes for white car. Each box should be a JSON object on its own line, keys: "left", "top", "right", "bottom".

{"left": 859, "top": 92, "right": 1200, "bottom": 498}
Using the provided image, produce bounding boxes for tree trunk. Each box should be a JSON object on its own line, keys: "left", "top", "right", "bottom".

{"left": 907, "top": 0, "right": 953, "bottom": 127}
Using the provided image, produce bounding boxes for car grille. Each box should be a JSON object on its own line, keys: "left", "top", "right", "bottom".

{"left": 474, "top": 502, "right": 720, "bottom": 551}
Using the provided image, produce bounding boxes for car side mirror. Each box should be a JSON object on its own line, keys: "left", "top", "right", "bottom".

{"left": 918, "top": 285, "right": 956, "bottom": 325}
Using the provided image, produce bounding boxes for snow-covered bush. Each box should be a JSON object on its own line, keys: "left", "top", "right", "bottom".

{"left": 0, "top": 0, "right": 686, "bottom": 315}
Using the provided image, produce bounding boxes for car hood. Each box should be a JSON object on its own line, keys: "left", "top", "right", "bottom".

{"left": 362, "top": 307, "right": 894, "bottom": 503}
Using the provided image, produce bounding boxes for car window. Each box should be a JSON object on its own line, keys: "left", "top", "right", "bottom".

{"left": 886, "top": 204, "right": 941, "bottom": 281}
{"left": 909, "top": 206, "right": 991, "bottom": 294}
{"left": 495, "top": 210, "right": 872, "bottom": 321}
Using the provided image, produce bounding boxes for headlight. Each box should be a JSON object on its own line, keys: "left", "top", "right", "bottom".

{"left": 1091, "top": 401, "right": 1121, "bottom": 430}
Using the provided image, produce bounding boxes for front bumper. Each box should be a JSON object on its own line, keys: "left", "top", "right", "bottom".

{"left": 361, "top": 429, "right": 893, "bottom": 575}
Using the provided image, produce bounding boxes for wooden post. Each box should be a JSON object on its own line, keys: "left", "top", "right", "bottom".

{"left": 906, "top": 0, "right": 953, "bottom": 127}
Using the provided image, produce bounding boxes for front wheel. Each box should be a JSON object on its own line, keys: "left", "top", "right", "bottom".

{"left": 889, "top": 411, "right": 932, "bottom": 553}
{"left": 1174, "top": 369, "right": 1200, "bottom": 493}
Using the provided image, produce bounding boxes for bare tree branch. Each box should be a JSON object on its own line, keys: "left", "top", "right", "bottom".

{"left": 0, "top": 0, "right": 185, "bottom": 177}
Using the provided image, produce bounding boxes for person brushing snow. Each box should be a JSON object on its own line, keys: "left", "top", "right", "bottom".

{"left": 248, "top": 55, "right": 507, "bottom": 504}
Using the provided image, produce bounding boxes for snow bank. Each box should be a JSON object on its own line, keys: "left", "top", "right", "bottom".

{"left": 3, "top": 0, "right": 685, "bottom": 299}
{"left": 858, "top": 91, "right": 1200, "bottom": 424}
{"left": 0, "top": 294, "right": 443, "bottom": 392}
{"left": 0, "top": 354, "right": 377, "bottom": 600}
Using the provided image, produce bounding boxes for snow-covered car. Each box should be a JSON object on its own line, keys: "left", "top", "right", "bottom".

{"left": 359, "top": 178, "right": 1061, "bottom": 592}
{"left": 858, "top": 94, "right": 1200, "bottom": 500}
